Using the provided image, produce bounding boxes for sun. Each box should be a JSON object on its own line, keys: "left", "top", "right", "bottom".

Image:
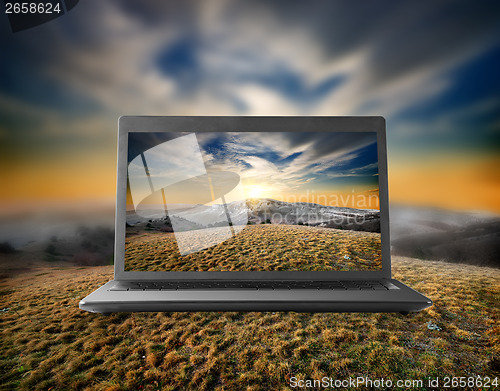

{"left": 246, "top": 185, "right": 265, "bottom": 199}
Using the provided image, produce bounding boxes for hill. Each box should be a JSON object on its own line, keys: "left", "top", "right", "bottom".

{"left": 125, "top": 224, "right": 382, "bottom": 272}
{"left": 127, "top": 198, "right": 381, "bottom": 233}
{"left": 391, "top": 206, "right": 500, "bottom": 267}
{"left": 245, "top": 198, "right": 380, "bottom": 232}
{"left": 0, "top": 257, "right": 498, "bottom": 390}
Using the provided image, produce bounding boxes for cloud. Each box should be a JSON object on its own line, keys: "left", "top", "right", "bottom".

{"left": 196, "top": 131, "right": 377, "bottom": 194}
{"left": 324, "top": 162, "right": 379, "bottom": 178}
{"left": 2, "top": 0, "right": 499, "bottom": 148}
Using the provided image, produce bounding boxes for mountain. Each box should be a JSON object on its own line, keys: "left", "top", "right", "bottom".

{"left": 127, "top": 198, "right": 380, "bottom": 233}
{"left": 245, "top": 198, "right": 380, "bottom": 232}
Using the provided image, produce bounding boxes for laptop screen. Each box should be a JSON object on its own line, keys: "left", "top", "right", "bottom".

{"left": 125, "top": 131, "right": 381, "bottom": 272}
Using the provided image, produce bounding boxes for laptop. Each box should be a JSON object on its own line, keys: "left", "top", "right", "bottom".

{"left": 79, "top": 116, "right": 432, "bottom": 314}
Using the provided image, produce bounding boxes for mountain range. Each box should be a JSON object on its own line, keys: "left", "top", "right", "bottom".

{"left": 127, "top": 198, "right": 381, "bottom": 233}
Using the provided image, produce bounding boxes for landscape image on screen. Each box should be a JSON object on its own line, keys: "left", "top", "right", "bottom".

{"left": 125, "top": 131, "right": 381, "bottom": 271}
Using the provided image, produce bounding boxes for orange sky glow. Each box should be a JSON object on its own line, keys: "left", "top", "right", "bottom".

{"left": 1, "top": 153, "right": 498, "bottom": 214}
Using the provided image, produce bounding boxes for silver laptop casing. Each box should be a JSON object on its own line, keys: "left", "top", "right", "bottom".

{"left": 80, "top": 116, "right": 432, "bottom": 314}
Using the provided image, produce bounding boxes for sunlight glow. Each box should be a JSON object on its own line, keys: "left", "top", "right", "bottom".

{"left": 246, "top": 185, "right": 265, "bottom": 199}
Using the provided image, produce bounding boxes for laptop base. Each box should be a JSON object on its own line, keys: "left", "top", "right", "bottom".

{"left": 80, "top": 279, "right": 432, "bottom": 314}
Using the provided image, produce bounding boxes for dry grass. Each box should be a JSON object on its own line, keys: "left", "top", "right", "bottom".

{"left": 125, "top": 224, "right": 382, "bottom": 271}
{"left": 0, "top": 257, "right": 499, "bottom": 390}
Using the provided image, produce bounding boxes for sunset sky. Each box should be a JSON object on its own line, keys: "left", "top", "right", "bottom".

{"left": 1, "top": 0, "right": 499, "bottom": 217}
{"left": 127, "top": 132, "right": 380, "bottom": 211}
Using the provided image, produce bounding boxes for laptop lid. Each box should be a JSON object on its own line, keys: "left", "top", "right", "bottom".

{"left": 114, "top": 116, "right": 390, "bottom": 280}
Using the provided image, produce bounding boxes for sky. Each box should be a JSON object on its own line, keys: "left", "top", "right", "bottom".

{"left": 127, "top": 132, "right": 379, "bottom": 210}
{"left": 200, "top": 132, "right": 379, "bottom": 209}
{"left": 1, "top": 0, "right": 500, "bottom": 216}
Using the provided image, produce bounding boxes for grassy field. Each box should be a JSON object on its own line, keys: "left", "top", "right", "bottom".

{"left": 125, "top": 224, "right": 382, "bottom": 271}
{"left": 0, "top": 257, "right": 499, "bottom": 390}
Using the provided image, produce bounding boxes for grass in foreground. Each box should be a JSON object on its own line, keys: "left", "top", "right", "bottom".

{"left": 0, "top": 257, "right": 498, "bottom": 390}
{"left": 125, "top": 224, "right": 382, "bottom": 272}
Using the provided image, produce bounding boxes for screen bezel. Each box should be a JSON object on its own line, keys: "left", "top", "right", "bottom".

{"left": 115, "top": 116, "right": 391, "bottom": 280}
